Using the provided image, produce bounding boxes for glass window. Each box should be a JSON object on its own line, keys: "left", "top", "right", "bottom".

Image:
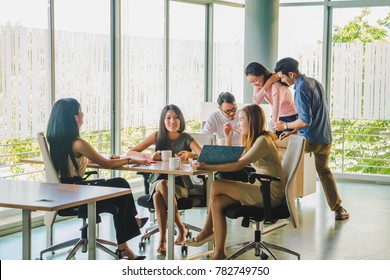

{"left": 0, "top": 0, "right": 49, "bottom": 141}
{"left": 121, "top": 0, "right": 165, "bottom": 151}
{"left": 278, "top": 6, "right": 324, "bottom": 82}
{"left": 330, "top": 7, "right": 390, "bottom": 175}
{"left": 54, "top": 0, "right": 111, "bottom": 154}
{"left": 169, "top": 2, "right": 206, "bottom": 125}
{"left": 213, "top": 4, "right": 244, "bottom": 103}
{"left": 0, "top": 0, "right": 49, "bottom": 181}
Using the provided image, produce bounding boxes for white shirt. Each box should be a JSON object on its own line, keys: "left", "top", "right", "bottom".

{"left": 202, "top": 110, "right": 241, "bottom": 145}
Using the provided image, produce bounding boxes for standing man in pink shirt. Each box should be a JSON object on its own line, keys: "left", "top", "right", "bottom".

{"left": 245, "top": 62, "right": 298, "bottom": 137}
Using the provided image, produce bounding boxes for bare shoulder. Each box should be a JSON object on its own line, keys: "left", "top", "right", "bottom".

{"left": 72, "top": 138, "right": 92, "bottom": 152}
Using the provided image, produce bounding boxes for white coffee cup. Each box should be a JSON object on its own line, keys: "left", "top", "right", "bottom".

{"left": 217, "top": 138, "right": 226, "bottom": 146}
{"left": 169, "top": 157, "right": 181, "bottom": 170}
{"left": 161, "top": 150, "right": 172, "bottom": 161}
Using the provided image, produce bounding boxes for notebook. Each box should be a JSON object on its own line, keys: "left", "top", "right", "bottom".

{"left": 198, "top": 145, "right": 245, "bottom": 164}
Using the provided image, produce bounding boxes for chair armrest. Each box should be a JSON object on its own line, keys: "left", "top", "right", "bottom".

{"left": 82, "top": 170, "right": 99, "bottom": 180}
{"left": 248, "top": 172, "right": 281, "bottom": 223}
{"left": 248, "top": 172, "right": 281, "bottom": 184}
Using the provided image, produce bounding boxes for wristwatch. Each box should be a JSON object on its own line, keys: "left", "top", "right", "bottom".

{"left": 128, "top": 158, "right": 133, "bottom": 164}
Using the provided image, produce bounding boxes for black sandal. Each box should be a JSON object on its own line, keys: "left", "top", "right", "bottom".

{"left": 116, "top": 248, "right": 146, "bottom": 260}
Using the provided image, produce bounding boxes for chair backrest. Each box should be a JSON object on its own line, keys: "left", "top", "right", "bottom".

{"left": 281, "top": 135, "right": 306, "bottom": 228}
{"left": 191, "top": 132, "right": 216, "bottom": 147}
{"left": 37, "top": 132, "right": 60, "bottom": 184}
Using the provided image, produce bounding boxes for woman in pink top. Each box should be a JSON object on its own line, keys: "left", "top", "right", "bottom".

{"left": 245, "top": 62, "right": 297, "bottom": 137}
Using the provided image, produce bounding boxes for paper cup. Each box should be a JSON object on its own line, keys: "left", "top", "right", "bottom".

{"left": 217, "top": 138, "right": 225, "bottom": 146}
{"left": 169, "top": 157, "right": 181, "bottom": 170}
{"left": 161, "top": 150, "right": 172, "bottom": 161}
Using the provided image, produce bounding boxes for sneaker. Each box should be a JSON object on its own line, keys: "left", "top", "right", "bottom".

{"left": 335, "top": 206, "right": 349, "bottom": 220}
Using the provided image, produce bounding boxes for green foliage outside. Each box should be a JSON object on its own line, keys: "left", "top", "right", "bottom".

{"left": 331, "top": 119, "right": 390, "bottom": 175}
{"left": 333, "top": 8, "right": 389, "bottom": 43}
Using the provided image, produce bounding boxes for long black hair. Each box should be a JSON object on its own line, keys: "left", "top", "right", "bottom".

{"left": 245, "top": 62, "right": 273, "bottom": 84}
{"left": 155, "top": 104, "right": 186, "bottom": 150}
{"left": 46, "top": 98, "right": 81, "bottom": 178}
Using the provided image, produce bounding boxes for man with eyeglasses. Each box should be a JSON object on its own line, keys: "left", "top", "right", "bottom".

{"left": 202, "top": 92, "right": 241, "bottom": 146}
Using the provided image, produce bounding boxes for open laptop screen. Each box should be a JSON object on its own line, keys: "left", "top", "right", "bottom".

{"left": 198, "top": 145, "right": 245, "bottom": 164}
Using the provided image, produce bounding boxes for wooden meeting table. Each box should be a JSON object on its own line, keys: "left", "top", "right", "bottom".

{"left": 0, "top": 180, "right": 131, "bottom": 260}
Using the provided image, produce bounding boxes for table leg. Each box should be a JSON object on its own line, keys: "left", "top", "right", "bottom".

{"left": 22, "top": 209, "right": 32, "bottom": 260}
{"left": 88, "top": 201, "right": 97, "bottom": 260}
{"left": 167, "top": 174, "right": 175, "bottom": 260}
{"left": 206, "top": 171, "right": 214, "bottom": 252}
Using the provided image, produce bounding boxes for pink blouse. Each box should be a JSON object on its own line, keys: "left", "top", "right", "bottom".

{"left": 252, "top": 82, "right": 297, "bottom": 123}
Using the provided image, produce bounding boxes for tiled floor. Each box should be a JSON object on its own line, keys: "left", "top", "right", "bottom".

{"left": 1, "top": 180, "right": 390, "bottom": 260}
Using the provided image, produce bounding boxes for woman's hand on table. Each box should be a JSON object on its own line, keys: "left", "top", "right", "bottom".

{"left": 175, "top": 150, "right": 195, "bottom": 161}
{"left": 193, "top": 161, "right": 207, "bottom": 170}
{"left": 131, "top": 158, "right": 151, "bottom": 166}
{"left": 151, "top": 151, "right": 162, "bottom": 161}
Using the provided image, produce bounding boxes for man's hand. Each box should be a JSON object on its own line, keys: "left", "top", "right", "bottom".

{"left": 274, "top": 121, "right": 286, "bottom": 131}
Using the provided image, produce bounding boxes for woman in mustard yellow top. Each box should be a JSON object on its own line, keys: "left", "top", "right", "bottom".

{"left": 187, "top": 104, "right": 284, "bottom": 260}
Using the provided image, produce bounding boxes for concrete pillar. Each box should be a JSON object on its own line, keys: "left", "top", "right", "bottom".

{"left": 243, "top": 0, "right": 279, "bottom": 102}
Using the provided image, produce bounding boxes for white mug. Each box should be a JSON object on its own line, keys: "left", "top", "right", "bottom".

{"left": 217, "top": 138, "right": 226, "bottom": 146}
{"left": 161, "top": 150, "right": 172, "bottom": 161}
{"left": 169, "top": 157, "right": 181, "bottom": 170}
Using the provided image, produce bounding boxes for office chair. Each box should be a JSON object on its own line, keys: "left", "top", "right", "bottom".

{"left": 137, "top": 133, "right": 214, "bottom": 254}
{"left": 224, "top": 135, "right": 305, "bottom": 260}
{"left": 37, "top": 132, "right": 118, "bottom": 260}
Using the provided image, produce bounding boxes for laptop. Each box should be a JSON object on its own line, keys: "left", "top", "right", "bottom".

{"left": 198, "top": 145, "right": 245, "bottom": 164}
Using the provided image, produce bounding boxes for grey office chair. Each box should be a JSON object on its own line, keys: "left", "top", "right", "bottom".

{"left": 37, "top": 132, "right": 118, "bottom": 260}
{"left": 224, "top": 135, "right": 305, "bottom": 260}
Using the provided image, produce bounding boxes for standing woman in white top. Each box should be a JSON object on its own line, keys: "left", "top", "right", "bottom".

{"left": 202, "top": 92, "right": 241, "bottom": 145}
{"left": 46, "top": 98, "right": 150, "bottom": 260}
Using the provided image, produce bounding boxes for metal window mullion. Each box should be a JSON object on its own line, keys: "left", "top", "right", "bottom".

{"left": 110, "top": 0, "right": 121, "bottom": 177}
{"left": 322, "top": 2, "right": 332, "bottom": 106}
{"left": 164, "top": 0, "right": 170, "bottom": 105}
{"left": 49, "top": 0, "right": 55, "bottom": 106}
{"left": 204, "top": 3, "right": 214, "bottom": 102}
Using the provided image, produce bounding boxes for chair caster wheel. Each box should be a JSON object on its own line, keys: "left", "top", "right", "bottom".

{"left": 139, "top": 242, "right": 146, "bottom": 250}
{"left": 186, "top": 231, "right": 192, "bottom": 239}
{"left": 181, "top": 245, "right": 188, "bottom": 255}
{"left": 260, "top": 252, "right": 269, "bottom": 260}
